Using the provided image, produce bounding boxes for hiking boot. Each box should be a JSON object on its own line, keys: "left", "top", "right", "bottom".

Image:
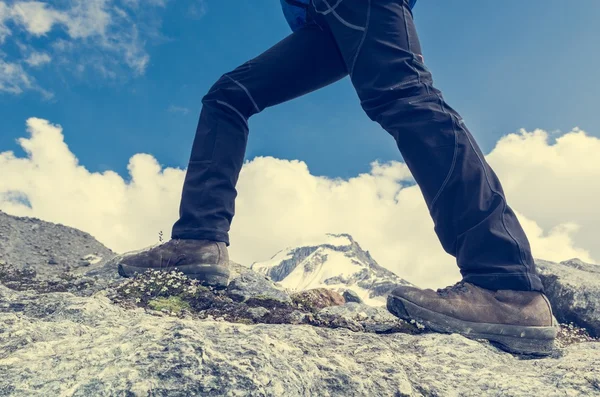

{"left": 116, "top": 238, "right": 230, "bottom": 288}
{"left": 387, "top": 281, "right": 559, "bottom": 356}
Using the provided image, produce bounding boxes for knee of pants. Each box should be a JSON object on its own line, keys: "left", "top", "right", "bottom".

{"left": 201, "top": 73, "right": 262, "bottom": 121}
{"left": 359, "top": 80, "right": 440, "bottom": 123}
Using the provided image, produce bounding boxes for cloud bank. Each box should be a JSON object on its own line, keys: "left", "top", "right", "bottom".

{"left": 0, "top": 118, "right": 598, "bottom": 289}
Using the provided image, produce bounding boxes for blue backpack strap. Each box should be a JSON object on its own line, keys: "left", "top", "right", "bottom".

{"left": 280, "top": 0, "right": 310, "bottom": 32}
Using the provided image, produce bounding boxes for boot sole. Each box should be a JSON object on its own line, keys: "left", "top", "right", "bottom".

{"left": 118, "top": 263, "right": 230, "bottom": 289}
{"left": 387, "top": 295, "right": 558, "bottom": 356}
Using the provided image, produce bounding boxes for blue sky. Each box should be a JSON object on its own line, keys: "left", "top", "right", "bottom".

{"left": 1, "top": 0, "right": 600, "bottom": 287}
{"left": 1, "top": 0, "right": 599, "bottom": 180}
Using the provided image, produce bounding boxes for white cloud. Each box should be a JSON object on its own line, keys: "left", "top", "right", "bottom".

{"left": 10, "top": 1, "right": 67, "bottom": 36}
{"left": 0, "top": 57, "right": 53, "bottom": 97}
{"left": 168, "top": 105, "right": 190, "bottom": 115}
{"left": 60, "top": 0, "right": 111, "bottom": 39}
{"left": 0, "top": 58, "right": 31, "bottom": 93}
{"left": 187, "top": 0, "right": 207, "bottom": 20}
{"left": 122, "top": 0, "right": 168, "bottom": 8}
{"left": 0, "top": 2, "right": 12, "bottom": 43}
{"left": 0, "top": 0, "right": 169, "bottom": 95}
{"left": 0, "top": 118, "right": 598, "bottom": 290}
{"left": 24, "top": 51, "right": 51, "bottom": 66}
{"left": 485, "top": 127, "right": 600, "bottom": 265}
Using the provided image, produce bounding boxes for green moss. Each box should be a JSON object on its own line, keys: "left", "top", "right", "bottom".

{"left": 147, "top": 295, "right": 191, "bottom": 314}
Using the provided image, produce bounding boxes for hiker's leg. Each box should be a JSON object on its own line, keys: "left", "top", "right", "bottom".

{"left": 311, "top": 0, "right": 543, "bottom": 292}
{"left": 172, "top": 12, "right": 348, "bottom": 246}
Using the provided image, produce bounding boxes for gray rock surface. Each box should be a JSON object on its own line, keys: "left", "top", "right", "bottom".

{"left": 0, "top": 210, "right": 116, "bottom": 278}
{"left": 227, "top": 270, "right": 292, "bottom": 304}
{"left": 1, "top": 283, "right": 599, "bottom": 397}
{"left": 0, "top": 209, "right": 119, "bottom": 295}
{"left": 1, "top": 210, "right": 600, "bottom": 396}
{"left": 343, "top": 289, "right": 363, "bottom": 304}
{"left": 316, "top": 302, "right": 423, "bottom": 334}
{"left": 536, "top": 258, "right": 600, "bottom": 338}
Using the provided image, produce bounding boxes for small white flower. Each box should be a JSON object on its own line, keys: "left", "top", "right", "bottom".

{"left": 135, "top": 298, "right": 141, "bottom": 303}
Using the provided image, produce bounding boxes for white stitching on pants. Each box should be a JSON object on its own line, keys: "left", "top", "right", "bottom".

{"left": 224, "top": 75, "right": 261, "bottom": 113}
{"left": 319, "top": 0, "right": 343, "bottom": 15}
{"left": 318, "top": 0, "right": 365, "bottom": 31}
{"left": 216, "top": 100, "right": 248, "bottom": 127}
{"left": 350, "top": 0, "right": 370, "bottom": 77}
{"left": 408, "top": 92, "right": 437, "bottom": 105}
{"left": 458, "top": 117, "right": 531, "bottom": 289}
{"left": 429, "top": 93, "right": 458, "bottom": 210}
{"left": 402, "top": 6, "right": 412, "bottom": 53}
{"left": 403, "top": 6, "right": 414, "bottom": 53}
{"left": 389, "top": 78, "right": 419, "bottom": 91}
{"left": 401, "top": 7, "right": 425, "bottom": 89}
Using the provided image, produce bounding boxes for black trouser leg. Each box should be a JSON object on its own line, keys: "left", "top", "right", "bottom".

{"left": 172, "top": 13, "right": 348, "bottom": 247}
{"left": 310, "top": 0, "right": 544, "bottom": 292}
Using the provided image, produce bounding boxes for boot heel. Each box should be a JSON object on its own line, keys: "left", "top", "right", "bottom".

{"left": 179, "top": 264, "right": 230, "bottom": 289}
{"left": 187, "top": 272, "right": 229, "bottom": 289}
{"left": 481, "top": 333, "right": 556, "bottom": 357}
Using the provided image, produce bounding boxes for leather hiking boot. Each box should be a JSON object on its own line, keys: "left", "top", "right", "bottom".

{"left": 115, "top": 239, "right": 230, "bottom": 289}
{"left": 387, "top": 281, "right": 559, "bottom": 356}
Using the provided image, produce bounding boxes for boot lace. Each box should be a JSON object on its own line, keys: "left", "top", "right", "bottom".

{"left": 436, "top": 281, "right": 469, "bottom": 297}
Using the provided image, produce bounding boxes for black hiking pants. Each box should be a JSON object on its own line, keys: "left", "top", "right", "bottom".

{"left": 172, "top": 0, "right": 545, "bottom": 293}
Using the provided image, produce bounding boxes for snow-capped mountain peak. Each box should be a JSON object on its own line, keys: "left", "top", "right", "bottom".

{"left": 250, "top": 233, "right": 415, "bottom": 306}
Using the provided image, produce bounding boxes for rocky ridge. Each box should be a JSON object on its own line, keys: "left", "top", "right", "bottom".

{"left": 0, "top": 210, "right": 599, "bottom": 396}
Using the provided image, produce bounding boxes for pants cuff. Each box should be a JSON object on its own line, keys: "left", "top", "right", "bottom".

{"left": 462, "top": 272, "right": 545, "bottom": 293}
{"left": 171, "top": 228, "right": 230, "bottom": 247}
